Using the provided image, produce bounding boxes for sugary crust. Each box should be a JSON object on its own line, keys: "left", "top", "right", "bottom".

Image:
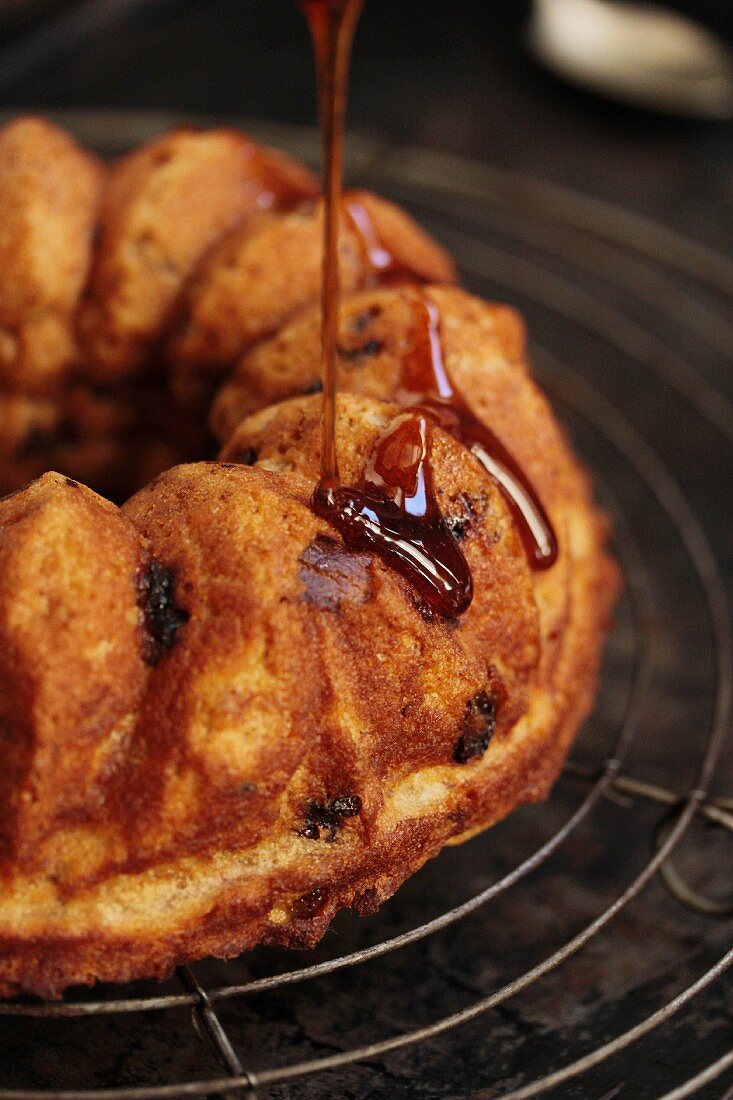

{"left": 0, "top": 118, "right": 320, "bottom": 499}
{"left": 0, "top": 126, "right": 618, "bottom": 1001}
{"left": 0, "top": 475, "right": 147, "bottom": 873}
{"left": 212, "top": 283, "right": 525, "bottom": 441}
{"left": 219, "top": 283, "right": 602, "bottom": 686}
{"left": 0, "top": 463, "right": 615, "bottom": 996}
{"left": 0, "top": 357, "right": 618, "bottom": 999}
{"left": 0, "top": 118, "right": 103, "bottom": 394}
{"left": 76, "top": 128, "right": 318, "bottom": 381}
{"left": 166, "top": 190, "right": 457, "bottom": 374}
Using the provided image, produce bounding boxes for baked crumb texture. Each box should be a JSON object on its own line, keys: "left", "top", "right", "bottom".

{"left": 0, "top": 118, "right": 619, "bottom": 998}
{"left": 0, "top": 117, "right": 456, "bottom": 499}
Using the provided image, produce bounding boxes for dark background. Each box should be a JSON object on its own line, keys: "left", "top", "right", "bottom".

{"left": 0, "top": 0, "right": 730, "bottom": 251}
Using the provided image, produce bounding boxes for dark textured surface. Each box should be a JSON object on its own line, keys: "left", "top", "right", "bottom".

{"left": 0, "top": 1, "right": 731, "bottom": 1096}
{"left": 0, "top": 1, "right": 730, "bottom": 248}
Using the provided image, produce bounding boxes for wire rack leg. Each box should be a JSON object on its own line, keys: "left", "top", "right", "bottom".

{"left": 176, "top": 967, "right": 256, "bottom": 1100}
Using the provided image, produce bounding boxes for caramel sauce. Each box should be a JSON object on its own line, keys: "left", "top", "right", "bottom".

{"left": 344, "top": 195, "right": 393, "bottom": 273}
{"left": 344, "top": 192, "right": 434, "bottom": 284}
{"left": 301, "top": 0, "right": 556, "bottom": 619}
{"left": 313, "top": 413, "right": 473, "bottom": 618}
{"left": 393, "top": 290, "right": 558, "bottom": 570}
{"left": 300, "top": 0, "right": 363, "bottom": 485}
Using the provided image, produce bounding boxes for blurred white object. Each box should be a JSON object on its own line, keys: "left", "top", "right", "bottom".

{"left": 527, "top": 0, "right": 733, "bottom": 118}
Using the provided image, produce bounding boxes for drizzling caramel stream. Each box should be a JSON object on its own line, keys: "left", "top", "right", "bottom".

{"left": 301, "top": 0, "right": 556, "bottom": 619}
{"left": 300, "top": 0, "right": 363, "bottom": 486}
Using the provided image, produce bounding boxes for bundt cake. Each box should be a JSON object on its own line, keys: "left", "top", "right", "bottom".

{"left": 0, "top": 116, "right": 618, "bottom": 998}
{"left": 0, "top": 117, "right": 320, "bottom": 497}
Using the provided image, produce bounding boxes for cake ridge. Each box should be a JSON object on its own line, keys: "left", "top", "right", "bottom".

{"left": 0, "top": 116, "right": 619, "bottom": 997}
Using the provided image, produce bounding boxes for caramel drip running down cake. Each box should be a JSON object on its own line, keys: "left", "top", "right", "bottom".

{"left": 0, "top": 106, "right": 618, "bottom": 996}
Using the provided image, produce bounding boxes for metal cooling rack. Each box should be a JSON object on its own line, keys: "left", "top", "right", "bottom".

{"left": 0, "top": 113, "right": 731, "bottom": 1099}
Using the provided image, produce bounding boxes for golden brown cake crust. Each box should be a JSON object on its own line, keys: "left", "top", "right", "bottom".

{"left": 166, "top": 190, "right": 457, "bottom": 374}
{"left": 0, "top": 118, "right": 103, "bottom": 394}
{"left": 0, "top": 123, "right": 618, "bottom": 1001}
{"left": 0, "top": 386, "right": 617, "bottom": 999}
{"left": 76, "top": 128, "right": 319, "bottom": 381}
{"left": 212, "top": 283, "right": 525, "bottom": 441}
{"left": 0, "top": 118, "right": 321, "bottom": 501}
{"left": 0, "top": 474, "right": 147, "bottom": 871}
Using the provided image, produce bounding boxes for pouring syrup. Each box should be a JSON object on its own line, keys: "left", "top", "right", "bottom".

{"left": 300, "top": 0, "right": 556, "bottom": 619}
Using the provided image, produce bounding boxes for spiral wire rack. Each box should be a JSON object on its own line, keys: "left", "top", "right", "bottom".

{"left": 0, "top": 113, "right": 731, "bottom": 1098}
